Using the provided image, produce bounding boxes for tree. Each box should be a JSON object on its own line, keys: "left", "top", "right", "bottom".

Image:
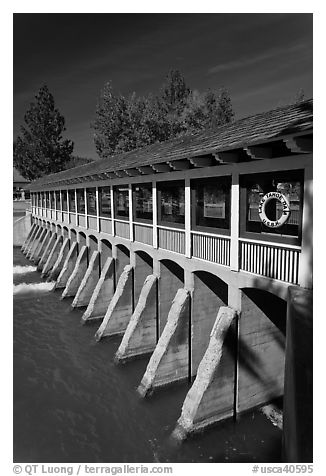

{"left": 14, "top": 85, "right": 74, "bottom": 180}
{"left": 92, "top": 71, "right": 235, "bottom": 159}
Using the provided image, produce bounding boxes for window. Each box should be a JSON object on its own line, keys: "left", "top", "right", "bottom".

{"left": 99, "top": 186, "right": 111, "bottom": 218}
{"left": 191, "top": 177, "right": 231, "bottom": 233}
{"left": 114, "top": 185, "right": 129, "bottom": 219}
{"left": 133, "top": 183, "right": 152, "bottom": 222}
{"left": 158, "top": 180, "right": 185, "bottom": 226}
{"left": 61, "top": 190, "right": 68, "bottom": 211}
{"left": 68, "top": 190, "right": 76, "bottom": 213}
{"left": 76, "top": 189, "right": 85, "bottom": 214}
{"left": 46, "top": 192, "right": 50, "bottom": 209}
{"left": 55, "top": 191, "right": 61, "bottom": 210}
{"left": 50, "top": 191, "right": 55, "bottom": 209}
{"left": 86, "top": 188, "right": 97, "bottom": 215}
{"left": 240, "top": 170, "right": 303, "bottom": 244}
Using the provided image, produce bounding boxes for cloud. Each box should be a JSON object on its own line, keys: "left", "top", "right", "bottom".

{"left": 207, "top": 43, "right": 311, "bottom": 75}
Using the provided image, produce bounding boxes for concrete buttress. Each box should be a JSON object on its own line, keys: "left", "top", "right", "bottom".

{"left": 72, "top": 250, "right": 100, "bottom": 308}
{"left": 21, "top": 223, "right": 37, "bottom": 253}
{"left": 26, "top": 227, "right": 43, "bottom": 259}
{"left": 95, "top": 265, "right": 133, "bottom": 340}
{"left": 61, "top": 245, "right": 88, "bottom": 298}
{"left": 115, "top": 274, "right": 158, "bottom": 362}
{"left": 137, "top": 288, "right": 190, "bottom": 397}
{"left": 172, "top": 307, "right": 237, "bottom": 439}
{"left": 37, "top": 233, "right": 57, "bottom": 271}
{"left": 81, "top": 257, "right": 115, "bottom": 323}
{"left": 55, "top": 242, "right": 78, "bottom": 289}
{"left": 41, "top": 235, "right": 63, "bottom": 277}
{"left": 30, "top": 228, "right": 47, "bottom": 261}
{"left": 33, "top": 229, "right": 51, "bottom": 265}
{"left": 47, "top": 238, "right": 70, "bottom": 281}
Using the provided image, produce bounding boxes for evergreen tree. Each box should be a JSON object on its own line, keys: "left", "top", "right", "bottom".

{"left": 14, "top": 85, "right": 74, "bottom": 180}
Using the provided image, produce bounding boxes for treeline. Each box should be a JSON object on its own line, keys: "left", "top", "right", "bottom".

{"left": 14, "top": 71, "right": 234, "bottom": 180}
{"left": 92, "top": 70, "right": 234, "bottom": 158}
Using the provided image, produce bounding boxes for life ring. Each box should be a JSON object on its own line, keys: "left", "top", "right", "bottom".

{"left": 258, "top": 192, "right": 291, "bottom": 228}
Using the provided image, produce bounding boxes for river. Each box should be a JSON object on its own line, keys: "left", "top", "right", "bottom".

{"left": 13, "top": 247, "right": 282, "bottom": 463}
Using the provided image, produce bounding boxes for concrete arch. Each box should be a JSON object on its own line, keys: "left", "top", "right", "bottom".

{"left": 238, "top": 287, "right": 287, "bottom": 414}
{"left": 158, "top": 259, "right": 185, "bottom": 335}
{"left": 78, "top": 231, "right": 87, "bottom": 248}
{"left": 88, "top": 234, "right": 98, "bottom": 256}
{"left": 63, "top": 226, "right": 69, "bottom": 238}
{"left": 70, "top": 228, "right": 77, "bottom": 242}
{"left": 100, "top": 239, "right": 113, "bottom": 271}
{"left": 191, "top": 270, "right": 229, "bottom": 375}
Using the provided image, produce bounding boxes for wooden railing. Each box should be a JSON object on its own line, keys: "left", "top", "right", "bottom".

{"left": 192, "top": 231, "right": 230, "bottom": 266}
{"left": 115, "top": 219, "right": 130, "bottom": 239}
{"left": 99, "top": 217, "right": 112, "bottom": 234}
{"left": 239, "top": 239, "right": 300, "bottom": 284}
{"left": 133, "top": 222, "right": 153, "bottom": 246}
{"left": 87, "top": 215, "right": 97, "bottom": 231}
{"left": 158, "top": 226, "right": 185, "bottom": 254}
{"left": 78, "top": 214, "right": 86, "bottom": 228}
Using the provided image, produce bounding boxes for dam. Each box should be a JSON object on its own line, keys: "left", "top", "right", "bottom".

{"left": 21, "top": 100, "right": 313, "bottom": 443}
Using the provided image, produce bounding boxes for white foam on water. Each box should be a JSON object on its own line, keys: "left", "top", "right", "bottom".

{"left": 13, "top": 282, "right": 55, "bottom": 295}
{"left": 13, "top": 265, "right": 37, "bottom": 275}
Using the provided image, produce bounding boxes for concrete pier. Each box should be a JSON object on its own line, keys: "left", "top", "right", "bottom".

{"left": 33, "top": 229, "right": 51, "bottom": 264}
{"left": 115, "top": 274, "right": 158, "bottom": 362}
{"left": 22, "top": 223, "right": 38, "bottom": 255}
{"left": 81, "top": 256, "right": 115, "bottom": 323}
{"left": 30, "top": 228, "right": 47, "bottom": 261}
{"left": 61, "top": 245, "right": 88, "bottom": 298}
{"left": 37, "top": 233, "right": 57, "bottom": 271}
{"left": 173, "top": 307, "right": 237, "bottom": 439}
{"left": 138, "top": 288, "right": 190, "bottom": 397}
{"left": 41, "top": 235, "right": 63, "bottom": 277}
{"left": 48, "top": 237, "right": 70, "bottom": 281}
{"left": 26, "top": 226, "right": 43, "bottom": 259}
{"left": 56, "top": 241, "right": 79, "bottom": 289}
{"left": 72, "top": 250, "right": 100, "bottom": 308}
{"left": 21, "top": 223, "right": 36, "bottom": 253}
{"left": 95, "top": 265, "right": 133, "bottom": 340}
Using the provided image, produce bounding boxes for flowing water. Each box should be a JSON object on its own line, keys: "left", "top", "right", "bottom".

{"left": 13, "top": 247, "right": 282, "bottom": 463}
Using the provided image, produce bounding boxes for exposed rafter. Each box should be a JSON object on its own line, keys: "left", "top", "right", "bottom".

{"left": 189, "top": 156, "right": 216, "bottom": 167}
{"left": 137, "top": 166, "right": 154, "bottom": 175}
{"left": 244, "top": 145, "right": 273, "bottom": 160}
{"left": 284, "top": 136, "right": 313, "bottom": 154}
{"left": 214, "top": 150, "right": 244, "bottom": 163}
{"left": 151, "top": 163, "right": 172, "bottom": 173}
{"left": 168, "top": 159, "right": 191, "bottom": 170}
{"left": 124, "top": 168, "right": 142, "bottom": 177}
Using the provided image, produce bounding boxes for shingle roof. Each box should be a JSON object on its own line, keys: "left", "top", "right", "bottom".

{"left": 30, "top": 99, "right": 313, "bottom": 190}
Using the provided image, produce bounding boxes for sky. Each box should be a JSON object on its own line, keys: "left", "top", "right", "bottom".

{"left": 13, "top": 13, "right": 313, "bottom": 160}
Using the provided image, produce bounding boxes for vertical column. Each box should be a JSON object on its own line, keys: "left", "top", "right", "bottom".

{"left": 152, "top": 180, "right": 158, "bottom": 249}
{"left": 75, "top": 189, "right": 78, "bottom": 226}
{"left": 129, "top": 184, "right": 134, "bottom": 242}
{"left": 230, "top": 170, "right": 240, "bottom": 271}
{"left": 185, "top": 178, "right": 191, "bottom": 258}
{"left": 111, "top": 186, "right": 115, "bottom": 237}
{"left": 59, "top": 190, "right": 63, "bottom": 223}
{"left": 54, "top": 189, "right": 57, "bottom": 221}
{"left": 84, "top": 188, "right": 88, "bottom": 229}
{"left": 298, "top": 165, "right": 313, "bottom": 289}
{"left": 66, "top": 189, "right": 70, "bottom": 224}
{"left": 96, "top": 186, "right": 100, "bottom": 232}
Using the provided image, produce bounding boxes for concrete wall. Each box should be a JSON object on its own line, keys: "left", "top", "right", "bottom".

{"left": 238, "top": 288, "right": 286, "bottom": 413}
{"left": 13, "top": 213, "right": 32, "bottom": 246}
{"left": 134, "top": 251, "right": 153, "bottom": 305}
